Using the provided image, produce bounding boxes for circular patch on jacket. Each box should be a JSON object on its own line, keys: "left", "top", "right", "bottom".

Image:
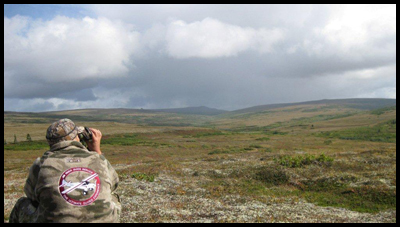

{"left": 58, "top": 167, "right": 101, "bottom": 206}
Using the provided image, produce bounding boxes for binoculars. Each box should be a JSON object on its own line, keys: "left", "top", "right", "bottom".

{"left": 78, "top": 127, "right": 93, "bottom": 141}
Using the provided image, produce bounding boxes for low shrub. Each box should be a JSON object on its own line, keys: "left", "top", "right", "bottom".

{"left": 252, "top": 166, "right": 290, "bottom": 186}
{"left": 274, "top": 153, "right": 334, "bottom": 168}
{"left": 131, "top": 172, "right": 156, "bottom": 182}
{"left": 255, "top": 137, "right": 270, "bottom": 141}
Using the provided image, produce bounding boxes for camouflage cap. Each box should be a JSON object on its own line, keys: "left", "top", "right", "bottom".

{"left": 46, "top": 119, "right": 84, "bottom": 145}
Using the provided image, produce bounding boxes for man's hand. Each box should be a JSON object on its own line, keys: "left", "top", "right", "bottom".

{"left": 86, "top": 128, "right": 102, "bottom": 155}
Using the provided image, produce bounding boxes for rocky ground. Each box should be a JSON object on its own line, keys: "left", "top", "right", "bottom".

{"left": 4, "top": 170, "right": 396, "bottom": 223}
{"left": 117, "top": 173, "right": 396, "bottom": 223}
{"left": 5, "top": 155, "right": 397, "bottom": 223}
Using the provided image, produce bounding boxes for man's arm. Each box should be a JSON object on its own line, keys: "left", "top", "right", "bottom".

{"left": 106, "top": 160, "right": 119, "bottom": 192}
{"left": 24, "top": 158, "right": 41, "bottom": 203}
{"left": 87, "top": 128, "right": 102, "bottom": 155}
{"left": 87, "top": 128, "right": 118, "bottom": 191}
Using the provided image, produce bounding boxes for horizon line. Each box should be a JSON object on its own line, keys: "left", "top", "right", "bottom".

{"left": 4, "top": 97, "right": 396, "bottom": 114}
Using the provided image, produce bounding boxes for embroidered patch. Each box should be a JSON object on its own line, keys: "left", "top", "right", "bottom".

{"left": 65, "top": 158, "right": 81, "bottom": 163}
{"left": 58, "top": 167, "right": 101, "bottom": 206}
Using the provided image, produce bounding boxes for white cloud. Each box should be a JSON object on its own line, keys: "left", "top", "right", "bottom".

{"left": 316, "top": 64, "right": 396, "bottom": 98}
{"left": 356, "top": 87, "right": 396, "bottom": 99}
{"left": 302, "top": 5, "right": 396, "bottom": 60}
{"left": 4, "top": 15, "right": 140, "bottom": 84}
{"left": 164, "top": 18, "right": 285, "bottom": 58}
{"left": 320, "top": 5, "right": 396, "bottom": 48}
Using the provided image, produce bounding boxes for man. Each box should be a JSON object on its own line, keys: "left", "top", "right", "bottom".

{"left": 9, "top": 119, "right": 121, "bottom": 223}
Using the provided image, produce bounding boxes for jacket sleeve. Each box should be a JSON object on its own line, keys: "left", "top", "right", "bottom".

{"left": 105, "top": 159, "right": 119, "bottom": 192}
{"left": 24, "top": 157, "right": 41, "bottom": 203}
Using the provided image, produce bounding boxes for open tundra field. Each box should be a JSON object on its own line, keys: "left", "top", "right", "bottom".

{"left": 4, "top": 99, "right": 396, "bottom": 223}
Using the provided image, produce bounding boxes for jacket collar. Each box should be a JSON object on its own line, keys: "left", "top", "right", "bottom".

{"left": 50, "top": 140, "right": 88, "bottom": 152}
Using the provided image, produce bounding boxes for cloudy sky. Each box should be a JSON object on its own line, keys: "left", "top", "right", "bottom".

{"left": 4, "top": 4, "right": 396, "bottom": 112}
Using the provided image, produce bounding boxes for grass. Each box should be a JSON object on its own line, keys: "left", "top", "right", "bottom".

{"left": 232, "top": 113, "right": 358, "bottom": 133}
{"left": 274, "top": 153, "right": 334, "bottom": 168}
{"left": 131, "top": 173, "right": 157, "bottom": 182}
{"left": 252, "top": 166, "right": 290, "bottom": 186}
{"left": 370, "top": 106, "right": 396, "bottom": 116}
{"left": 102, "top": 133, "right": 173, "bottom": 148}
{"left": 208, "top": 148, "right": 246, "bottom": 155}
{"left": 316, "top": 120, "right": 396, "bottom": 143}
{"left": 201, "top": 158, "right": 396, "bottom": 213}
{"left": 193, "top": 131, "right": 226, "bottom": 138}
{"left": 4, "top": 140, "right": 49, "bottom": 151}
{"left": 255, "top": 137, "right": 270, "bottom": 141}
{"left": 3, "top": 104, "right": 397, "bottom": 222}
{"left": 102, "top": 134, "right": 142, "bottom": 146}
{"left": 299, "top": 184, "right": 396, "bottom": 213}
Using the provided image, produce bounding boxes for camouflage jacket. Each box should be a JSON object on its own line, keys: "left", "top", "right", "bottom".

{"left": 24, "top": 141, "right": 121, "bottom": 223}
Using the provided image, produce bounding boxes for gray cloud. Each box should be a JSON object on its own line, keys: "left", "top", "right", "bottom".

{"left": 4, "top": 4, "right": 396, "bottom": 112}
{"left": 4, "top": 98, "right": 56, "bottom": 112}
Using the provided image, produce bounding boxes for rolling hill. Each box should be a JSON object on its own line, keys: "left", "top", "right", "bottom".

{"left": 230, "top": 98, "right": 396, "bottom": 114}
{"left": 150, "top": 106, "right": 228, "bottom": 115}
{"left": 4, "top": 98, "right": 396, "bottom": 141}
{"left": 4, "top": 98, "right": 396, "bottom": 117}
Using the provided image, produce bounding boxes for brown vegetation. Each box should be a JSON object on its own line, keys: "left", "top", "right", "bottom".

{"left": 3, "top": 102, "right": 396, "bottom": 222}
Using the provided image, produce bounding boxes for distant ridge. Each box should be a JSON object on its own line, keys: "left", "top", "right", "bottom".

{"left": 150, "top": 106, "right": 228, "bottom": 116}
{"left": 4, "top": 106, "right": 228, "bottom": 116}
{"left": 4, "top": 98, "right": 396, "bottom": 116}
{"left": 231, "top": 98, "right": 397, "bottom": 114}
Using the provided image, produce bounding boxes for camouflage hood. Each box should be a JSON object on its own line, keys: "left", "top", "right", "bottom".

{"left": 46, "top": 119, "right": 85, "bottom": 146}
